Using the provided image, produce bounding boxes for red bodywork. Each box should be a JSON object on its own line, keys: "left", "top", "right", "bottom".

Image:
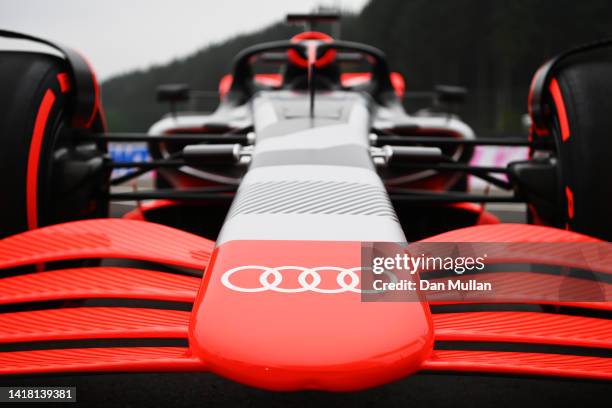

{"left": 0, "top": 219, "right": 610, "bottom": 387}
{"left": 218, "top": 72, "right": 407, "bottom": 99}
{"left": 190, "top": 240, "right": 431, "bottom": 391}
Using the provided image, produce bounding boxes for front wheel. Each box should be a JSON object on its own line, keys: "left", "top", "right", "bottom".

{"left": 0, "top": 51, "right": 109, "bottom": 238}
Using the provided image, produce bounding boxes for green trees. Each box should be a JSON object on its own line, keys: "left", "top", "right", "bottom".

{"left": 101, "top": 0, "right": 612, "bottom": 135}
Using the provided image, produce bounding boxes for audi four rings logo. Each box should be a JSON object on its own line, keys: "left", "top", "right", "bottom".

{"left": 221, "top": 265, "right": 366, "bottom": 294}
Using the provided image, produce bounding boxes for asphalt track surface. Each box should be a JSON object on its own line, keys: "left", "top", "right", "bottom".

{"left": 1, "top": 372, "right": 609, "bottom": 407}
{"left": 1, "top": 202, "right": 609, "bottom": 407}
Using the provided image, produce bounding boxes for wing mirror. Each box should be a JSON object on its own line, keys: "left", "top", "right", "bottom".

{"left": 434, "top": 85, "right": 467, "bottom": 105}
{"left": 157, "top": 83, "right": 190, "bottom": 102}
{"left": 156, "top": 83, "right": 190, "bottom": 117}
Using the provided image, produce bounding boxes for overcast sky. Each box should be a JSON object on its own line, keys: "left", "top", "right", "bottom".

{"left": 0, "top": 0, "right": 368, "bottom": 80}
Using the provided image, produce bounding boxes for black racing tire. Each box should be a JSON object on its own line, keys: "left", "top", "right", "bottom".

{"left": 0, "top": 51, "right": 109, "bottom": 238}
{"left": 548, "top": 48, "right": 612, "bottom": 241}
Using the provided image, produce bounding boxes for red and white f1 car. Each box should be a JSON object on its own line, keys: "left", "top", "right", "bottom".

{"left": 0, "top": 14, "right": 610, "bottom": 393}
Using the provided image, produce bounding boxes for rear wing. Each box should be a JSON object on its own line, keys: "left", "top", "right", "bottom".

{"left": 286, "top": 13, "right": 341, "bottom": 38}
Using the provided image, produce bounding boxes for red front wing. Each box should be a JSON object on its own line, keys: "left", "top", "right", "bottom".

{"left": 0, "top": 219, "right": 610, "bottom": 389}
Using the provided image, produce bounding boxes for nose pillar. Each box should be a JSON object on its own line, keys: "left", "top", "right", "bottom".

{"left": 189, "top": 240, "right": 434, "bottom": 391}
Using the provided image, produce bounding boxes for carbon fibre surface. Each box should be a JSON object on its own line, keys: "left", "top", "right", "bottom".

{"left": 0, "top": 347, "right": 204, "bottom": 374}
{"left": 0, "top": 267, "right": 200, "bottom": 305}
{"left": 0, "top": 219, "right": 214, "bottom": 270}
{"left": 0, "top": 307, "right": 190, "bottom": 343}
{"left": 423, "top": 350, "right": 612, "bottom": 380}
{"left": 433, "top": 311, "right": 612, "bottom": 348}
